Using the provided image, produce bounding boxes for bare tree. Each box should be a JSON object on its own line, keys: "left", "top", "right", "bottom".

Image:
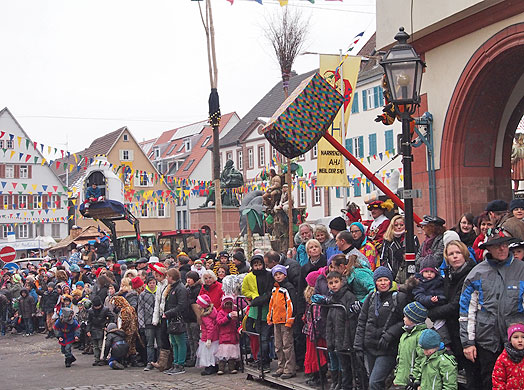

{"left": 264, "top": 8, "right": 309, "bottom": 250}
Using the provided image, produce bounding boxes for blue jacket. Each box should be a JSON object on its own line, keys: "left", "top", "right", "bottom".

{"left": 54, "top": 319, "right": 80, "bottom": 346}
{"left": 86, "top": 186, "right": 101, "bottom": 199}
{"left": 459, "top": 254, "right": 524, "bottom": 353}
{"left": 297, "top": 244, "right": 308, "bottom": 266}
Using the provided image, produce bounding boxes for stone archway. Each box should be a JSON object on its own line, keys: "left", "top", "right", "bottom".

{"left": 435, "top": 23, "right": 524, "bottom": 223}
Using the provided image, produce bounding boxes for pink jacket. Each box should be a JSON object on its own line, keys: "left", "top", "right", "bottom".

{"left": 200, "top": 306, "right": 219, "bottom": 342}
{"left": 216, "top": 299, "right": 239, "bottom": 345}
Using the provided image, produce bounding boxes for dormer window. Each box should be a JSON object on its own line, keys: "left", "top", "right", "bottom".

{"left": 184, "top": 138, "right": 191, "bottom": 152}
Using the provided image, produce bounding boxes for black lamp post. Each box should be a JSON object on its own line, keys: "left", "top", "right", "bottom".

{"left": 380, "top": 27, "right": 425, "bottom": 275}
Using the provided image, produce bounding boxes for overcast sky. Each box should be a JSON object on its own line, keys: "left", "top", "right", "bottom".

{"left": 1, "top": 0, "right": 375, "bottom": 155}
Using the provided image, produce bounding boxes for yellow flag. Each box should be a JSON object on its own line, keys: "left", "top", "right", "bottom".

{"left": 147, "top": 246, "right": 153, "bottom": 254}
{"left": 316, "top": 55, "right": 361, "bottom": 187}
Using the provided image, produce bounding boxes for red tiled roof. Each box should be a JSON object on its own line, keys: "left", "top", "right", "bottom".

{"left": 153, "top": 129, "right": 177, "bottom": 147}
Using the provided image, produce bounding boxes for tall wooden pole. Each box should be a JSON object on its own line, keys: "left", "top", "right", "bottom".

{"left": 282, "top": 74, "right": 294, "bottom": 250}
{"left": 202, "top": 0, "right": 223, "bottom": 251}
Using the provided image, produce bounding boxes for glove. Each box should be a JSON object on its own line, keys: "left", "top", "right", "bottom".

{"left": 405, "top": 375, "right": 420, "bottom": 390}
{"left": 311, "top": 294, "right": 330, "bottom": 304}
{"left": 377, "top": 337, "right": 389, "bottom": 350}
{"left": 206, "top": 339, "right": 212, "bottom": 348}
{"left": 349, "top": 300, "right": 363, "bottom": 313}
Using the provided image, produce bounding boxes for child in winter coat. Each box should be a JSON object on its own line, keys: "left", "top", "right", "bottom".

{"left": 196, "top": 293, "right": 219, "bottom": 375}
{"left": 87, "top": 296, "right": 114, "bottom": 366}
{"left": 416, "top": 329, "right": 457, "bottom": 390}
{"left": 216, "top": 295, "right": 240, "bottom": 375}
{"left": 412, "top": 261, "right": 450, "bottom": 344}
{"left": 393, "top": 302, "right": 428, "bottom": 388}
{"left": 185, "top": 271, "right": 202, "bottom": 367}
{"left": 492, "top": 323, "right": 524, "bottom": 389}
{"left": 267, "top": 265, "right": 297, "bottom": 379}
{"left": 18, "top": 288, "right": 36, "bottom": 336}
{"left": 323, "top": 271, "right": 358, "bottom": 390}
{"left": 103, "top": 322, "right": 129, "bottom": 370}
{"left": 40, "top": 282, "right": 59, "bottom": 338}
{"left": 53, "top": 307, "right": 80, "bottom": 367}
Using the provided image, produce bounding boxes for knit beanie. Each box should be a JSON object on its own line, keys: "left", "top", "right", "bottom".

{"left": 305, "top": 269, "right": 321, "bottom": 287}
{"left": 197, "top": 294, "right": 211, "bottom": 308}
{"left": 233, "top": 252, "right": 246, "bottom": 263}
{"left": 75, "top": 281, "right": 84, "bottom": 288}
{"left": 350, "top": 222, "right": 366, "bottom": 235}
{"left": 131, "top": 276, "right": 144, "bottom": 290}
{"left": 373, "top": 266, "right": 393, "bottom": 284}
{"left": 403, "top": 302, "right": 428, "bottom": 324}
{"left": 106, "top": 323, "right": 117, "bottom": 332}
{"left": 510, "top": 199, "right": 524, "bottom": 211}
{"left": 329, "top": 217, "right": 347, "bottom": 232}
{"left": 418, "top": 329, "right": 441, "bottom": 349}
{"left": 508, "top": 323, "right": 524, "bottom": 341}
{"left": 186, "top": 271, "right": 200, "bottom": 283}
{"left": 443, "top": 230, "right": 461, "bottom": 247}
{"left": 250, "top": 254, "right": 264, "bottom": 268}
{"left": 91, "top": 296, "right": 102, "bottom": 307}
{"left": 271, "top": 264, "right": 287, "bottom": 277}
{"left": 12, "top": 274, "right": 21, "bottom": 284}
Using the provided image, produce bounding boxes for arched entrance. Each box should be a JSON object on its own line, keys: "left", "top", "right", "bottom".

{"left": 436, "top": 23, "right": 524, "bottom": 223}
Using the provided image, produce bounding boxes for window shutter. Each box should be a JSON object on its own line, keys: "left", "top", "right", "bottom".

{"left": 28, "top": 224, "right": 33, "bottom": 239}
{"left": 14, "top": 165, "right": 19, "bottom": 179}
{"left": 369, "top": 133, "right": 377, "bottom": 156}
{"left": 42, "top": 195, "right": 48, "bottom": 210}
{"left": 28, "top": 195, "right": 32, "bottom": 210}
{"left": 351, "top": 92, "right": 359, "bottom": 114}
{"left": 358, "top": 136, "right": 364, "bottom": 158}
{"left": 362, "top": 89, "right": 368, "bottom": 111}
{"left": 354, "top": 181, "right": 361, "bottom": 197}
{"left": 379, "top": 86, "right": 385, "bottom": 106}
{"left": 8, "top": 195, "right": 12, "bottom": 209}
{"left": 119, "top": 150, "right": 124, "bottom": 160}
{"left": 0, "top": 164, "right": 4, "bottom": 178}
{"left": 128, "top": 150, "right": 134, "bottom": 161}
{"left": 373, "top": 86, "right": 380, "bottom": 108}
{"left": 345, "top": 138, "right": 353, "bottom": 155}
{"left": 335, "top": 187, "right": 340, "bottom": 198}
{"left": 28, "top": 165, "right": 32, "bottom": 179}
{"left": 13, "top": 195, "right": 18, "bottom": 209}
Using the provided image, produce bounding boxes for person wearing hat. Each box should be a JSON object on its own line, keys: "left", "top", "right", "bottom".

{"left": 54, "top": 307, "right": 81, "bottom": 367}
{"left": 213, "top": 251, "right": 238, "bottom": 277}
{"left": 492, "top": 323, "right": 524, "bottom": 389}
{"left": 87, "top": 296, "right": 114, "bottom": 366}
{"left": 267, "top": 264, "right": 297, "bottom": 379}
{"left": 486, "top": 199, "right": 524, "bottom": 241}
{"left": 40, "top": 281, "right": 59, "bottom": 338}
{"left": 241, "top": 254, "right": 274, "bottom": 372}
{"left": 415, "top": 215, "right": 446, "bottom": 271}
{"left": 354, "top": 266, "right": 408, "bottom": 390}
{"left": 393, "top": 302, "right": 428, "bottom": 388}
{"left": 136, "top": 257, "right": 149, "bottom": 272}
{"left": 366, "top": 199, "right": 394, "bottom": 253}
{"left": 460, "top": 232, "right": 524, "bottom": 388}
{"left": 149, "top": 261, "right": 171, "bottom": 367}
{"left": 509, "top": 240, "right": 524, "bottom": 261}
{"left": 94, "top": 231, "right": 111, "bottom": 259}
{"left": 232, "top": 252, "right": 249, "bottom": 274}
{"left": 415, "top": 329, "right": 457, "bottom": 390}
{"left": 349, "top": 222, "right": 380, "bottom": 271}
{"left": 68, "top": 247, "right": 82, "bottom": 265}
{"left": 510, "top": 198, "right": 524, "bottom": 221}
{"left": 177, "top": 255, "right": 192, "bottom": 284}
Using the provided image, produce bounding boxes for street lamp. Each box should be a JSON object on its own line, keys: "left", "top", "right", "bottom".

{"left": 380, "top": 27, "right": 425, "bottom": 276}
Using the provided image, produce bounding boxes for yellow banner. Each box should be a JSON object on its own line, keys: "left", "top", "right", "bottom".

{"left": 316, "top": 55, "right": 361, "bottom": 187}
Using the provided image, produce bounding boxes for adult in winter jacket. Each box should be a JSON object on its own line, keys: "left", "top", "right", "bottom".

{"left": 354, "top": 267, "right": 407, "bottom": 390}
{"left": 427, "top": 240, "right": 479, "bottom": 388}
{"left": 415, "top": 215, "right": 446, "bottom": 271}
{"left": 103, "top": 322, "right": 129, "bottom": 369}
{"left": 460, "top": 234, "right": 524, "bottom": 389}
{"left": 350, "top": 222, "right": 380, "bottom": 271}
{"left": 199, "top": 270, "right": 223, "bottom": 310}
{"left": 486, "top": 199, "right": 524, "bottom": 241}
{"left": 137, "top": 276, "right": 159, "bottom": 370}
{"left": 151, "top": 262, "right": 170, "bottom": 350}
{"left": 451, "top": 213, "right": 478, "bottom": 248}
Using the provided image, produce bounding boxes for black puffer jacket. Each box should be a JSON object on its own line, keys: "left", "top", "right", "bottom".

{"left": 18, "top": 290, "right": 35, "bottom": 318}
{"left": 326, "top": 284, "right": 357, "bottom": 351}
{"left": 104, "top": 328, "right": 128, "bottom": 359}
{"left": 164, "top": 280, "right": 189, "bottom": 322}
{"left": 40, "top": 289, "right": 59, "bottom": 313}
{"left": 86, "top": 306, "right": 114, "bottom": 339}
{"left": 354, "top": 289, "right": 407, "bottom": 356}
{"left": 412, "top": 274, "right": 446, "bottom": 308}
{"left": 186, "top": 281, "right": 202, "bottom": 323}
{"left": 428, "top": 259, "right": 476, "bottom": 355}
{"left": 279, "top": 255, "right": 301, "bottom": 289}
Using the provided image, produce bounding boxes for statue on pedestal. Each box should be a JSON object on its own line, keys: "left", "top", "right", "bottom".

{"left": 200, "top": 159, "right": 244, "bottom": 208}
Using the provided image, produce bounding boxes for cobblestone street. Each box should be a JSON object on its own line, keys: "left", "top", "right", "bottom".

{"left": 0, "top": 333, "right": 269, "bottom": 390}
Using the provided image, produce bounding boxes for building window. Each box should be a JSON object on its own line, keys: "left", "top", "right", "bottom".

{"left": 313, "top": 187, "right": 321, "bottom": 205}
{"left": 247, "top": 148, "right": 254, "bottom": 169}
{"left": 158, "top": 202, "right": 166, "bottom": 217}
{"left": 154, "top": 148, "right": 160, "bottom": 158}
{"left": 33, "top": 195, "right": 42, "bottom": 209}
{"left": 258, "top": 146, "right": 265, "bottom": 167}
{"left": 2, "top": 225, "right": 13, "bottom": 238}
{"left": 368, "top": 133, "right": 377, "bottom": 156}
{"left": 51, "top": 194, "right": 60, "bottom": 209}
{"left": 184, "top": 138, "right": 191, "bottom": 152}
{"left": 120, "top": 150, "right": 133, "bottom": 161}
{"left": 298, "top": 153, "right": 305, "bottom": 161}
{"left": 139, "top": 173, "right": 149, "bottom": 186}
{"left": 18, "top": 224, "right": 29, "bottom": 239}
{"left": 362, "top": 86, "right": 384, "bottom": 111}
{"left": 184, "top": 159, "right": 195, "bottom": 171}
{"left": 35, "top": 223, "right": 45, "bottom": 236}
{"left": 201, "top": 136, "right": 211, "bottom": 147}
{"left": 141, "top": 203, "right": 148, "bottom": 217}
{"left": 298, "top": 183, "right": 306, "bottom": 207}
{"left": 226, "top": 151, "right": 233, "bottom": 161}
{"left": 5, "top": 165, "right": 14, "bottom": 178}
{"left": 19, "top": 195, "right": 28, "bottom": 209}
{"left": 353, "top": 136, "right": 364, "bottom": 158}
{"left": 51, "top": 223, "right": 60, "bottom": 238}
{"left": 6, "top": 140, "right": 14, "bottom": 149}
{"left": 0, "top": 140, "right": 3, "bottom": 149}
{"left": 385, "top": 130, "right": 394, "bottom": 151}
{"left": 123, "top": 134, "right": 129, "bottom": 141}
{"left": 311, "top": 144, "right": 318, "bottom": 159}
{"left": 351, "top": 92, "right": 359, "bottom": 114}
{"left": 177, "top": 210, "right": 188, "bottom": 229}
{"left": 354, "top": 180, "right": 361, "bottom": 197}
{"left": 237, "top": 150, "right": 243, "bottom": 170}
{"left": 271, "top": 147, "right": 279, "bottom": 161}
{"left": 19, "top": 165, "right": 29, "bottom": 179}
{"left": 3, "top": 195, "right": 9, "bottom": 209}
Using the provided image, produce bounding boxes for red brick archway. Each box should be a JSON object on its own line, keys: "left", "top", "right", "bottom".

{"left": 413, "top": 23, "right": 524, "bottom": 225}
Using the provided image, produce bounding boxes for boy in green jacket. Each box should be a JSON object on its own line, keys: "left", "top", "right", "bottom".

{"left": 417, "top": 329, "right": 457, "bottom": 390}
{"left": 393, "top": 302, "right": 428, "bottom": 387}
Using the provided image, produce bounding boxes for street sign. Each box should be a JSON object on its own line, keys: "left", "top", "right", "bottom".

{"left": 0, "top": 246, "right": 16, "bottom": 263}
{"left": 401, "top": 189, "right": 422, "bottom": 199}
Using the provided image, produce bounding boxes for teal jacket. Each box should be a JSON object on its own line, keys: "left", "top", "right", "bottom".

{"left": 419, "top": 349, "right": 457, "bottom": 390}
{"left": 346, "top": 266, "right": 374, "bottom": 302}
{"left": 393, "top": 323, "right": 427, "bottom": 386}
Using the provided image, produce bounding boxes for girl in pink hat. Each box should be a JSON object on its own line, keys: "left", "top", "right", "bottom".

{"left": 196, "top": 294, "right": 219, "bottom": 375}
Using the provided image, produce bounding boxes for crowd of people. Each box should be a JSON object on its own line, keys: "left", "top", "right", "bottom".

{"left": 2, "top": 198, "right": 524, "bottom": 389}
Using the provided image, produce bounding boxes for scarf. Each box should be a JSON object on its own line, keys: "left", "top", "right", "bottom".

{"left": 505, "top": 342, "right": 524, "bottom": 363}
{"left": 421, "top": 236, "right": 436, "bottom": 257}
{"left": 393, "top": 230, "right": 405, "bottom": 238}
{"left": 457, "top": 229, "right": 477, "bottom": 247}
